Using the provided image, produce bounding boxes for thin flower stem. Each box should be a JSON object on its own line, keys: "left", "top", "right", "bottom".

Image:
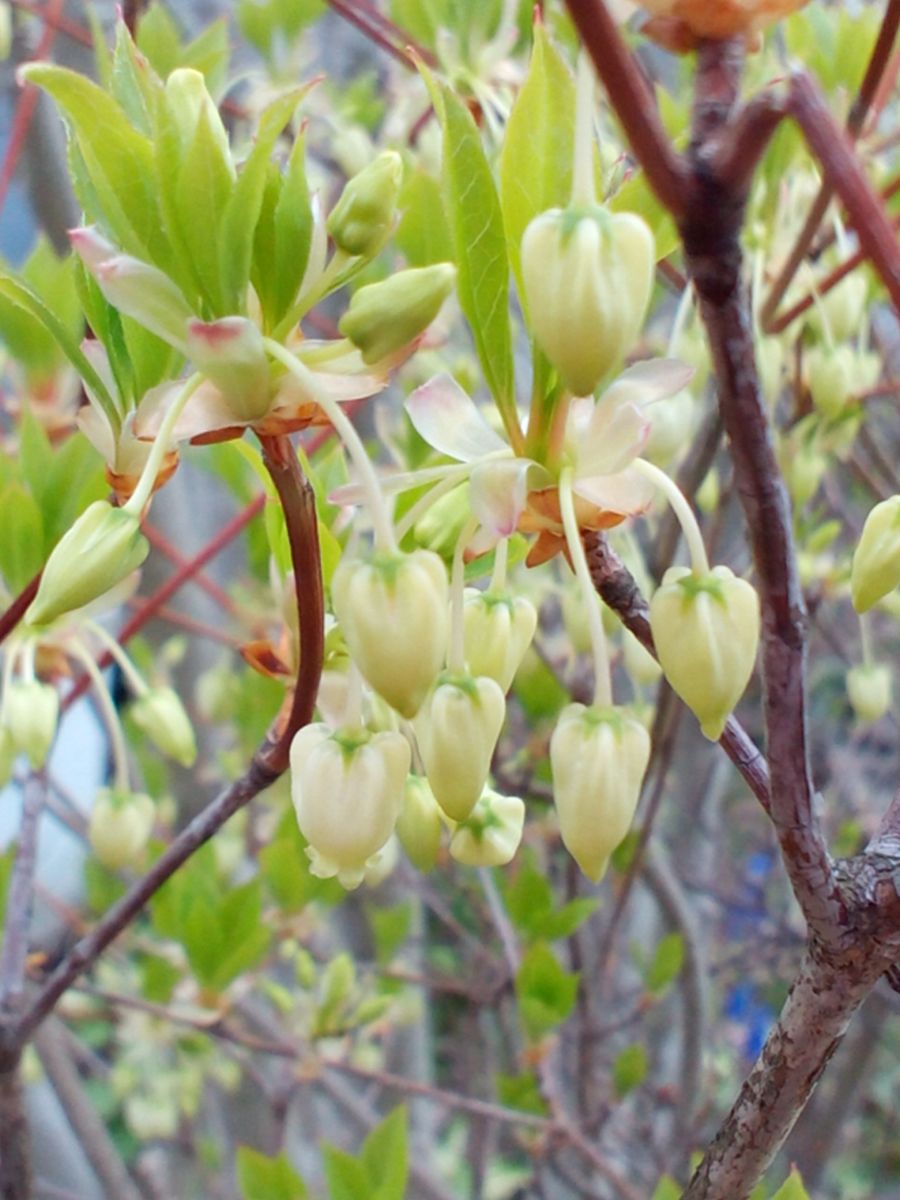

{"left": 572, "top": 52, "right": 597, "bottom": 208}
{"left": 392, "top": 466, "right": 470, "bottom": 542}
{"left": 559, "top": 467, "right": 611, "bottom": 707}
{"left": 632, "top": 458, "right": 710, "bottom": 575}
{"left": 123, "top": 373, "right": 202, "bottom": 516}
{"left": 488, "top": 538, "right": 508, "bottom": 594}
{"left": 859, "top": 611, "right": 875, "bottom": 669}
{"left": 82, "top": 621, "right": 147, "bottom": 698}
{"left": 449, "top": 517, "right": 479, "bottom": 673}
{"left": 69, "top": 642, "right": 130, "bottom": 793}
{"left": 264, "top": 338, "right": 396, "bottom": 552}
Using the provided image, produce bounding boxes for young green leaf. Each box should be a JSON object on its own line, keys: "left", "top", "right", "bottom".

{"left": 361, "top": 1106, "right": 408, "bottom": 1200}
{"left": 515, "top": 942, "right": 579, "bottom": 1041}
{"left": 500, "top": 22, "right": 575, "bottom": 303}
{"left": 770, "top": 1168, "right": 811, "bottom": 1200}
{"left": 613, "top": 1043, "right": 648, "bottom": 1098}
{"left": 423, "top": 70, "right": 517, "bottom": 442}
{"left": 236, "top": 1147, "right": 308, "bottom": 1200}
{"left": 644, "top": 932, "right": 685, "bottom": 997}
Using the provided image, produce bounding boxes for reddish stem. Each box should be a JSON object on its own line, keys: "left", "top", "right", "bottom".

{"left": 143, "top": 523, "right": 237, "bottom": 615}
{"left": 7, "top": 0, "right": 92, "bottom": 46}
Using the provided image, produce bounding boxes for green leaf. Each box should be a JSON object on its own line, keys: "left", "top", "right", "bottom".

{"left": 500, "top": 22, "right": 575, "bottom": 303}
{"left": 323, "top": 1147, "right": 369, "bottom": 1200}
{"left": 515, "top": 942, "right": 579, "bottom": 1041}
{"left": 770, "top": 1168, "right": 811, "bottom": 1200}
{"left": 219, "top": 88, "right": 306, "bottom": 314}
{"left": 24, "top": 64, "right": 161, "bottom": 264}
{"left": 426, "top": 73, "right": 516, "bottom": 433}
{"left": 361, "top": 1107, "right": 407, "bottom": 1200}
{"left": 0, "top": 485, "right": 44, "bottom": 591}
{"left": 644, "top": 932, "right": 685, "bottom": 997}
{"left": 174, "top": 108, "right": 237, "bottom": 312}
{"left": 237, "top": 1147, "right": 308, "bottom": 1200}
{"left": 134, "top": 4, "right": 182, "bottom": 81}
{"left": 0, "top": 845, "right": 16, "bottom": 928}
{"left": 496, "top": 1071, "right": 549, "bottom": 1116}
{"left": 505, "top": 852, "right": 596, "bottom": 943}
{"left": 613, "top": 1043, "right": 648, "bottom": 1098}
{"left": 0, "top": 272, "right": 119, "bottom": 426}
{"left": 651, "top": 1175, "right": 682, "bottom": 1200}
{"left": 271, "top": 132, "right": 315, "bottom": 324}
{"left": 396, "top": 167, "right": 453, "bottom": 267}
{"left": 139, "top": 953, "right": 182, "bottom": 1004}
{"left": 111, "top": 21, "right": 163, "bottom": 136}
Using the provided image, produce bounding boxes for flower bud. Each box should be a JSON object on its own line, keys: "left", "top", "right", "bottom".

{"left": 70, "top": 227, "right": 193, "bottom": 353}
{"left": 26, "top": 501, "right": 149, "bottom": 628}
{"left": 809, "top": 271, "right": 867, "bottom": 345}
{"left": 449, "top": 789, "right": 525, "bottom": 867}
{"left": 289, "top": 724, "right": 410, "bottom": 889}
{"left": 550, "top": 703, "right": 649, "bottom": 882}
{"left": 806, "top": 344, "right": 855, "bottom": 421}
{"left": 89, "top": 788, "right": 156, "bottom": 870}
{"left": 462, "top": 588, "right": 537, "bottom": 693}
{"left": 165, "top": 69, "right": 234, "bottom": 179}
{"left": 331, "top": 550, "right": 449, "bottom": 718}
{"left": 186, "top": 318, "right": 271, "bottom": 423}
{"left": 414, "top": 671, "right": 506, "bottom": 822}
{"left": 846, "top": 664, "right": 892, "bottom": 724}
{"left": 327, "top": 151, "right": 402, "bottom": 258}
{"left": 339, "top": 264, "right": 456, "bottom": 365}
{"left": 851, "top": 496, "right": 900, "bottom": 613}
{"left": 649, "top": 565, "right": 760, "bottom": 740}
{"left": 3, "top": 680, "right": 59, "bottom": 768}
{"left": 396, "top": 774, "right": 443, "bottom": 872}
{"left": 130, "top": 687, "right": 197, "bottom": 768}
{"left": 521, "top": 205, "right": 654, "bottom": 396}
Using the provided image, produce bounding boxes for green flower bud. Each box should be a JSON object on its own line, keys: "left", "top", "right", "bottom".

{"left": 327, "top": 151, "right": 402, "bottom": 258}
{"left": 846, "top": 664, "right": 892, "bottom": 724}
{"left": 339, "top": 264, "right": 456, "bottom": 364}
{"left": 289, "top": 724, "right": 409, "bottom": 890}
{"left": 165, "top": 69, "right": 234, "bottom": 181}
{"left": 89, "top": 788, "right": 156, "bottom": 871}
{"left": 396, "top": 775, "right": 443, "bottom": 872}
{"left": 449, "top": 789, "right": 525, "bottom": 868}
{"left": 550, "top": 703, "right": 650, "bottom": 882}
{"left": 26, "top": 501, "right": 149, "bottom": 628}
{"left": 806, "top": 344, "right": 855, "bottom": 421}
{"left": 462, "top": 588, "right": 538, "bottom": 693}
{"left": 851, "top": 496, "right": 900, "bottom": 613}
{"left": 808, "top": 272, "right": 867, "bottom": 344}
{"left": 415, "top": 671, "right": 506, "bottom": 822}
{"left": 643, "top": 389, "right": 697, "bottom": 467}
{"left": 332, "top": 549, "right": 449, "bottom": 718}
{"left": 521, "top": 205, "right": 654, "bottom": 396}
{"left": 649, "top": 565, "right": 760, "bottom": 741}
{"left": 130, "top": 687, "right": 197, "bottom": 768}
{"left": 3, "top": 680, "right": 59, "bottom": 768}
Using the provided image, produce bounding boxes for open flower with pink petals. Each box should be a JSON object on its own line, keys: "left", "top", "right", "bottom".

{"left": 394, "top": 359, "right": 693, "bottom": 566}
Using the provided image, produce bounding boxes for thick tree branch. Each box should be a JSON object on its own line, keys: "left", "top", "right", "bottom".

{"left": 682, "top": 941, "right": 888, "bottom": 1200}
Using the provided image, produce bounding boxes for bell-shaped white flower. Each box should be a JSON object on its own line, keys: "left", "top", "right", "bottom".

{"left": 449, "top": 789, "right": 525, "bottom": 867}
{"left": 331, "top": 550, "right": 449, "bottom": 719}
{"left": 414, "top": 671, "right": 506, "bottom": 822}
{"left": 649, "top": 565, "right": 760, "bottom": 740}
{"left": 851, "top": 496, "right": 900, "bottom": 614}
{"left": 550, "top": 703, "right": 650, "bottom": 882}
{"left": 2, "top": 679, "right": 59, "bottom": 768}
{"left": 289, "top": 723, "right": 410, "bottom": 889}
{"left": 89, "top": 789, "right": 156, "bottom": 871}
{"left": 396, "top": 775, "right": 444, "bottom": 872}
{"left": 462, "top": 588, "right": 537, "bottom": 692}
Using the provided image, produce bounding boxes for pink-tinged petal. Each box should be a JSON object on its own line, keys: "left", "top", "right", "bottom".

{"left": 71, "top": 229, "right": 193, "bottom": 352}
{"left": 600, "top": 358, "right": 695, "bottom": 408}
{"left": 467, "top": 525, "right": 502, "bottom": 557}
{"left": 575, "top": 397, "right": 650, "bottom": 479}
{"left": 573, "top": 467, "right": 655, "bottom": 516}
{"left": 407, "top": 373, "right": 508, "bottom": 462}
{"left": 135, "top": 378, "right": 246, "bottom": 443}
{"left": 187, "top": 318, "right": 271, "bottom": 422}
{"left": 76, "top": 404, "right": 116, "bottom": 463}
{"left": 470, "top": 458, "right": 543, "bottom": 537}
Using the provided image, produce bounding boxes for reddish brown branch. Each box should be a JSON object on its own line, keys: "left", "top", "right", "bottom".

{"left": 257, "top": 436, "right": 325, "bottom": 774}
{"left": 323, "top": 0, "right": 436, "bottom": 70}
{"left": 759, "top": 0, "right": 900, "bottom": 329}
{"left": 0, "top": 574, "right": 39, "bottom": 649}
{"left": 564, "top": 0, "right": 688, "bottom": 219}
